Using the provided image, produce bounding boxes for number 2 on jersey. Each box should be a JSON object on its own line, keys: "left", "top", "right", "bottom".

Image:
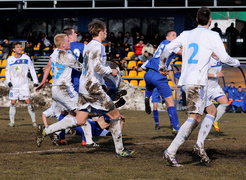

{"left": 188, "top": 43, "right": 198, "bottom": 64}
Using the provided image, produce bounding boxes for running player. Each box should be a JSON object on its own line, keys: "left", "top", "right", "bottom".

{"left": 5, "top": 42, "right": 38, "bottom": 127}
{"left": 36, "top": 20, "right": 135, "bottom": 157}
{"left": 143, "top": 30, "right": 181, "bottom": 134}
{"left": 162, "top": 7, "right": 240, "bottom": 167}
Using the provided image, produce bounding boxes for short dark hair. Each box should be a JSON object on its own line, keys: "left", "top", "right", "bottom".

{"left": 12, "top": 41, "right": 21, "bottom": 48}
{"left": 238, "top": 86, "right": 242, "bottom": 88}
{"left": 165, "top": 30, "right": 175, "bottom": 37}
{"left": 197, "top": 7, "right": 211, "bottom": 25}
{"left": 62, "top": 27, "right": 74, "bottom": 35}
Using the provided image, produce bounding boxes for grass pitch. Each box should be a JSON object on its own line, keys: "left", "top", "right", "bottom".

{"left": 0, "top": 107, "right": 245, "bottom": 180}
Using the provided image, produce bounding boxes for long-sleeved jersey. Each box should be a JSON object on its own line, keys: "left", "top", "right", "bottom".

{"left": 5, "top": 54, "right": 38, "bottom": 88}
{"left": 163, "top": 26, "right": 240, "bottom": 86}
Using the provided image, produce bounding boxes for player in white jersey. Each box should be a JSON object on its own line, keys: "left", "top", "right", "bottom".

{"left": 5, "top": 42, "right": 39, "bottom": 127}
{"left": 162, "top": 7, "right": 240, "bottom": 167}
{"left": 206, "top": 54, "right": 229, "bottom": 132}
{"left": 37, "top": 20, "right": 135, "bottom": 157}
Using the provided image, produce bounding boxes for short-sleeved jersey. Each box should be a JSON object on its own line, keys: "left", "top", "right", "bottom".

{"left": 50, "top": 48, "right": 81, "bottom": 87}
{"left": 70, "top": 42, "right": 85, "bottom": 92}
{"left": 164, "top": 26, "right": 240, "bottom": 86}
{"left": 207, "top": 56, "right": 222, "bottom": 89}
{"left": 5, "top": 54, "right": 38, "bottom": 88}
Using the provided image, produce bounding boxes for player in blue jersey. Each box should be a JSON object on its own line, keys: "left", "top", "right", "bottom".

{"left": 143, "top": 30, "right": 181, "bottom": 135}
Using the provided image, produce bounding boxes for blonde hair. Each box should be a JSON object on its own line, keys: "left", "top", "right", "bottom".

{"left": 54, "top": 34, "right": 67, "bottom": 47}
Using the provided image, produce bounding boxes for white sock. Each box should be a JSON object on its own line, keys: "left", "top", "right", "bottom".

{"left": 82, "top": 120, "right": 94, "bottom": 144}
{"left": 27, "top": 104, "right": 36, "bottom": 123}
{"left": 99, "top": 129, "right": 110, "bottom": 136}
{"left": 167, "top": 118, "right": 199, "bottom": 155}
{"left": 109, "top": 118, "right": 124, "bottom": 154}
{"left": 45, "top": 115, "right": 77, "bottom": 135}
{"left": 196, "top": 114, "right": 215, "bottom": 147}
{"left": 215, "top": 104, "right": 228, "bottom": 122}
{"left": 9, "top": 105, "right": 16, "bottom": 124}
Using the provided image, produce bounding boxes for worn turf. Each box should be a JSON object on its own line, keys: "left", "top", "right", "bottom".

{"left": 0, "top": 107, "right": 245, "bottom": 180}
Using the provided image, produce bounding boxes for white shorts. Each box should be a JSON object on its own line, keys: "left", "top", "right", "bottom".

{"left": 52, "top": 86, "right": 78, "bottom": 111}
{"left": 183, "top": 85, "right": 207, "bottom": 115}
{"left": 42, "top": 102, "right": 61, "bottom": 119}
{"left": 9, "top": 87, "right": 30, "bottom": 100}
{"left": 206, "top": 85, "right": 226, "bottom": 107}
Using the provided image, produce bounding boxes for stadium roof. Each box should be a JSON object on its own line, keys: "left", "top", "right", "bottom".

{"left": 1, "top": 0, "right": 246, "bottom": 11}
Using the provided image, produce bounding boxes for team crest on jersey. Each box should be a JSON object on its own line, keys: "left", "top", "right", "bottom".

{"left": 15, "top": 66, "right": 22, "bottom": 73}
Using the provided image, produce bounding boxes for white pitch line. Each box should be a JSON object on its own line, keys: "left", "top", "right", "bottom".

{"left": 0, "top": 137, "right": 235, "bottom": 156}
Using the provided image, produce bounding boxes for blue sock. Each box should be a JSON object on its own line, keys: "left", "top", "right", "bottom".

{"left": 145, "top": 89, "right": 152, "bottom": 99}
{"left": 58, "top": 114, "right": 66, "bottom": 139}
{"left": 168, "top": 106, "right": 180, "bottom": 130}
{"left": 74, "top": 126, "right": 86, "bottom": 142}
{"left": 153, "top": 110, "right": 159, "bottom": 125}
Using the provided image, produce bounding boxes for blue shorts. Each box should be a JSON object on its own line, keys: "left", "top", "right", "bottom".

{"left": 152, "top": 88, "right": 161, "bottom": 103}
{"left": 144, "top": 70, "right": 173, "bottom": 99}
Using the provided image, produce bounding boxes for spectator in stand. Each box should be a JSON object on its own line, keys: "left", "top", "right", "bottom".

{"left": 142, "top": 51, "right": 152, "bottom": 62}
{"left": 140, "top": 34, "right": 145, "bottom": 43}
{"left": 0, "top": 39, "right": 12, "bottom": 61}
{"left": 116, "top": 31, "right": 124, "bottom": 46}
{"left": 112, "top": 42, "right": 125, "bottom": 60}
{"left": 77, "top": 31, "right": 82, "bottom": 42}
{"left": 142, "top": 41, "right": 155, "bottom": 57}
{"left": 226, "top": 23, "right": 239, "bottom": 57}
{"left": 27, "top": 32, "right": 37, "bottom": 49}
{"left": 224, "top": 82, "right": 238, "bottom": 112}
{"left": 38, "top": 33, "right": 53, "bottom": 56}
{"left": 130, "top": 40, "right": 145, "bottom": 61}
{"left": 211, "top": 22, "right": 222, "bottom": 36}
{"left": 133, "top": 31, "right": 141, "bottom": 45}
{"left": 123, "top": 31, "right": 134, "bottom": 52}
{"left": 131, "top": 23, "right": 140, "bottom": 40}
{"left": 105, "top": 41, "right": 114, "bottom": 60}
{"left": 81, "top": 32, "right": 92, "bottom": 43}
{"left": 151, "top": 33, "right": 161, "bottom": 48}
{"left": 24, "top": 42, "right": 34, "bottom": 57}
{"left": 108, "top": 32, "right": 117, "bottom": 47}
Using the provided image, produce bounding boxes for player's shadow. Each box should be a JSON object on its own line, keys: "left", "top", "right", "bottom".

{"left": 209, "top": 131, "right": 228, "bottom": 137}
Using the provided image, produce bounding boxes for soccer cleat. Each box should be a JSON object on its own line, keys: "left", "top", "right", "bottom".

{"left": 213, "top": 121, "right": 220, "bottom": 132}
{"left": 8, "top": 122, "right": 15, "bottom": 127}
{"left": 163, "top": 150, "right": 183, "bottom": 167}
{"left": 32, "top": 122, "right": 37, "bottom": 128}
{"left": 48, "top": 133, "right": 59, "bottom": 146}
{"left": 117, "top": 149, "right": 136, "bottom": 157}
{"left": 155, "top": 124, "right": 160, "bottom": 130}
{"left": 36, "top": 125, "right": 46, "bottom": 147}
{"left": 193, "top": 144, "right": 211, "bottom": 163}
{"left": 113, "top": 90, "right": 127, "bottom": 101}
{"left": 115, "top": 98, "right": 126, "bottom": 108}
{"left": 145, "top": 97, "right": 151, "bottom": 114}
{"left": 68, "top": 128, "right": 77, "bottom": 136}
{"left": 172, "top": 128, "right": 178, "bottom": 136}
{"left": 85, "top": 142, "right": 100, "bottom": 148}
{"left": 81, "top": 140, "right": 86, "bottom": 146}
{"left": 59, "top": 139, "right": 68, "bottom": 146}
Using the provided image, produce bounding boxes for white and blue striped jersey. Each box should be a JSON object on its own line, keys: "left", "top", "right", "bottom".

{"left": 163, "top": 26, "right": 240, "bottom": 86}
{"left": 5, "top": 54, "right": 38, "bottom": 88}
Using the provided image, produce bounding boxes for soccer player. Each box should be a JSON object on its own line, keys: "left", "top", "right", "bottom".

{"left": 5, "top": 42, "right": 38, "bottom": 127}
{"left": 206, "top": 54, "right": 229, "bottom": 132}
{"left": 162, "top": 7, "right": 240, "bottom": 167}
{"left": 143, "top": 30, "right": 181, "bottom": 134}
{"left": 37, "top": 20, "right": 135, "bottom": 157}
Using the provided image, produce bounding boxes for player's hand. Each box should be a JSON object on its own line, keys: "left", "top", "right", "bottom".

{"left": 34, "top": 83, "right": 39, "bottom": 88}
{"left": 35, "top": 82, "right": 46, "bottom": 92}
{"left": 111, "top": 69, "right": 118, "bottom": 77}
{"left": 216, "top": 71, "right": 224, "bottom": 77}
{"left": 8, "top": 82, "right": 13, "bottom": 87}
